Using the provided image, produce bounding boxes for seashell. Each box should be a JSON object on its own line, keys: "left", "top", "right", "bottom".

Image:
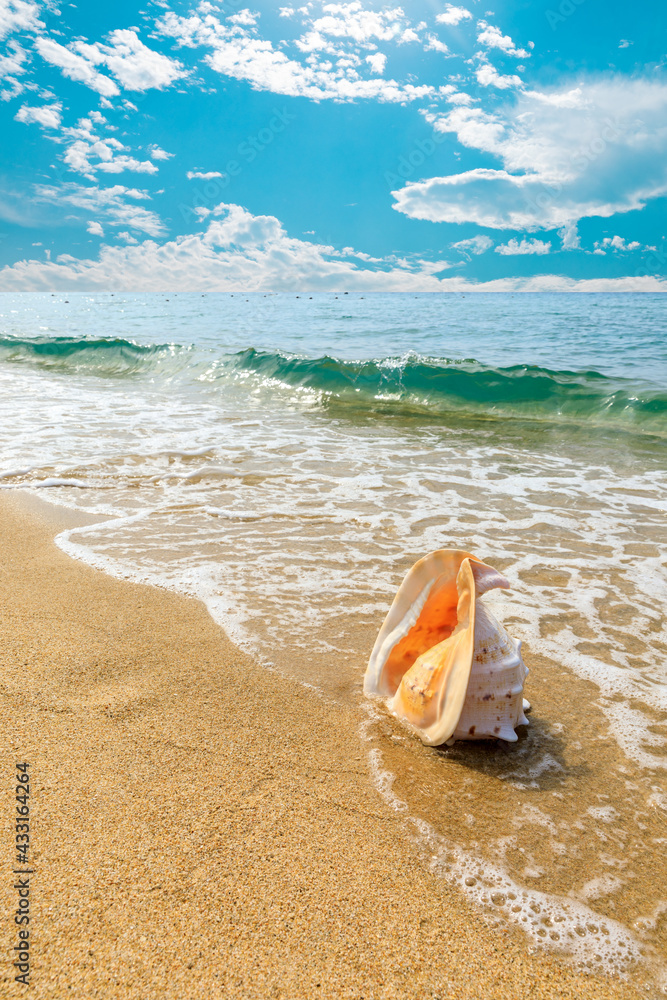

{"left": 364, "top": 550, "right": 529, "bottom": 746}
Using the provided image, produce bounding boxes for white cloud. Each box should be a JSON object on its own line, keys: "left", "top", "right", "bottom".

{"left": 0, "top": 37, "right": 27, "bottom": 98}
{"left": 451, "top": 234, "right": 493, "bottom": 256}
{"left": 49, "top": 118, "right": 161, "bottom": 180}
{"left": 149, "top": 145, "right": 173, "bottom": 160}
{"left": 63, "top": 136, "right": 160, "bottom": 179}
{"left": 279, "top": 7, "right": 295, "bottom": 16}
{"left": 14, "top": 101, "right": 61, "bottom": 128}
{"left": 187, "top": 170, "right": 223, "bottom": 179}
{"left": 0, "top": 200, "right": 662, "bottom": 293}
{"left": 365, "top": 52, "right": 386, "bottom": 74}
{"left": 0, "top": 38, "right": 27, "bottom": 77}
{"left": 495, "top": 237, "right": 551, "bottom": 255}
{"left": 558, "top": 221, "right": 580, "bottom": 250}
{"left": 157, "top": 9, "right": 438, "bottom": 103}
{"left": 1, "top": 235, "right": 663, "bottom": 292}
{"left": 0, "top": 0, "right": 43, "bottom": 40}
{"left": 619, "top": 39, "right": 632, "bottom": 49}
{"left": 446, "top": 90, "right": 473, "bottom": 105}
{"left": 73, "top": 29, "right": 189, "bottom": 92}
{"left": 1, "top": 76, "right": 22, "bottom": 99}
{"left": 0, "top": 201, "right": 455, "bottom": 291}
{"left": 229, "top": 9, "right": 258, "bottom": 26}
{"left": 33, "top": 182, "right": 166, "bottom": 236}
{"left": 36, "top": 29, "right": 187, "bottom": 99}
{"left": 436, "top": 5, "right": 472, "bottom": 26}
{"left": 424, "top": 34, "right": 449, "bottom": 55}
{"left": 594, "top": 235, "right": 643, "bottom": 252}
{"left": 394, "top": 77, "right": 667, "bottom": 234}
{"left": 86, "top": 220, "right": 104, "bottom": 236}
{"left": 299, "top": 3, "right": 405, "bottom": 46}
{"left": 476, "top": 61, "right": 522, "bottom": 90}
{"left": 476, "top": 21, "right": 530, "bottom": 58}
{"left": 35, "top": 38, "right": 120, "bottom": 97}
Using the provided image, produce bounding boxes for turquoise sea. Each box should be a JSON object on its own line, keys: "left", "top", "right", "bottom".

{"left": 1, "top": 292, "right": 666, "bottom": 989}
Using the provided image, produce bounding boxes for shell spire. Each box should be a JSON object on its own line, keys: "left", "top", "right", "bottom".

{"left": 364, "top": 550, "right": 529, "bottom": 746}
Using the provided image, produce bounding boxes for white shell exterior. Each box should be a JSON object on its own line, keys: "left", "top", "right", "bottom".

{"left": 451, "top": 601, "right": 529, "bottom": 742}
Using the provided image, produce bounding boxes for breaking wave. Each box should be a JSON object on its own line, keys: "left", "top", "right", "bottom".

{"left": 1, "top": 336, "right": 665, "bottom": 434}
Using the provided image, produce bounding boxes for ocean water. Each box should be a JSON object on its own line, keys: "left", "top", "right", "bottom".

{"left": 1, "top": 292, "right": 666, "bottom": 989}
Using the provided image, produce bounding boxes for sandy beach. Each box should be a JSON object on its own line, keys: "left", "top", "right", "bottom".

{"left": 0, "top": 489, "right": 650, "bottom": 999}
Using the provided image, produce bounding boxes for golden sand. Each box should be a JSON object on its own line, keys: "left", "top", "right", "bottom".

{"left": 0, "top": 491, "right": 646, "bottom": 999}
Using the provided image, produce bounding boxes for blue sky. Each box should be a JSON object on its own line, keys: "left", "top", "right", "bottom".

{"left": 0, "top": 0, "right": 665, "bottom": 290}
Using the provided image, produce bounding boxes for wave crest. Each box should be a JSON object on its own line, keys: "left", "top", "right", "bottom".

{"left": 229, "top": 348, "right": 667, "bottom": 434}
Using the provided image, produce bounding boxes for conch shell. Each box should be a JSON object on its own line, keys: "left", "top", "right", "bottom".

{"left": 364, "top": 550, "right": 529, "bottom": 746}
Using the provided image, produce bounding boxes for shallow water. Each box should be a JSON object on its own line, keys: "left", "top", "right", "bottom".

{"left": 1, "top": 292, "right": 666, "bottom": 990}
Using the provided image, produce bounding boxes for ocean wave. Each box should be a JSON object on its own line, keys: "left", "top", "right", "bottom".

{"left": 228, "top": 347, "right": 667, "bottom": 434}
{"left": 0, "top": 335, "right": 188, "bottom": 376}
{"left": 1, "top": 336, "right": 665, "bottom": 434}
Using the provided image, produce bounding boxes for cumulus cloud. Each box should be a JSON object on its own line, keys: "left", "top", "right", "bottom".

{"left": 187, "top": 170, "right": 224, "bottom": 179}
{"left": 365, "top": 52, "right": 386, "bottom": 74}
{"left": 73, "top": 29, "right": 189, "bottom": 92}
{"left": 436, "top": 5, "right": 472, "bottom": 26}
{"left": 393, "top": 77, "right": 667, "bottom": 234}
{"left": 14, "top": 101, "right": 61, "bottom": 128}
{"left": 64, "top": 137, "right": 159, "bottom": 179}
{"left": 297, "top": 3, "right": 406, "bottom": 47}
{"left": 0, "top": 0, "right": 43, "bottom": 40}
{"left": 86, "top": 220, "right": 104, "bottom": 236}
{"left": 38, "top": 115, "right": 162, "bottom": 180}
{"left": 229, "top": 9, "right": 258, "bottom": 26}
{"left": 451, "top": 234, "right": 493, "bottom": 257}
{"left": 476, "top": 21, "right": 530, "bottom": 59}
{"left": 594, "top": 235, "right": 644, "bottom": 252}
{"left": 424, "top": 34, "right": 449, "bottom": 55}
{"left": 558, "top": 221, "right": 580, "bottom": 250}
{"left": 475, "top": 61, "right": 522, "bottom": 90}
{"left": 149, "top": 145, "right": 173, "bottom": 160}
{"left": 157, "top": 8, "right": 439, "bottom": 103}
{"left": 36, "top": 29, "right": 187, "bottom": 97}
{"left": 35, "top": 38, "right": 120, "bottom": 97}
{"left": 0, "top": 201, "right": 453, "bottom": 291}
{"left": 0, "top": 201, "right": 662, "bottom": 292}
{"left": 33, "top": 182, "right": 166, "bottom": 236}
{"left": 495, "top": 237, "right": 551, "bottom": 255}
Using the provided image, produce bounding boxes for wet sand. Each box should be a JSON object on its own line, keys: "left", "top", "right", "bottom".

{"left": 0, "top": 490, "right": 648, "bottom": 999}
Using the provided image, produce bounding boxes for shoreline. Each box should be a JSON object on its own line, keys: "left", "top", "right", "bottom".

{"left": 0, "top": 489, "right": 649, "bottom": 999}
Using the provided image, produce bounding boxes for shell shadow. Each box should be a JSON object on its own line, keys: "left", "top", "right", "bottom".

{"left": 427, "top": 710, "right": 587, "bottom": 791}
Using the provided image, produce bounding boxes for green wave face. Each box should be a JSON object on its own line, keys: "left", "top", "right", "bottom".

{"left": 0, "top": 336, "right": 187, "bottom": 376}
{"left": 1, "top": 336, "right": 665, "bottom": 436}
{"left": 229, "top": 348, "right": 667, "bottom": 435}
